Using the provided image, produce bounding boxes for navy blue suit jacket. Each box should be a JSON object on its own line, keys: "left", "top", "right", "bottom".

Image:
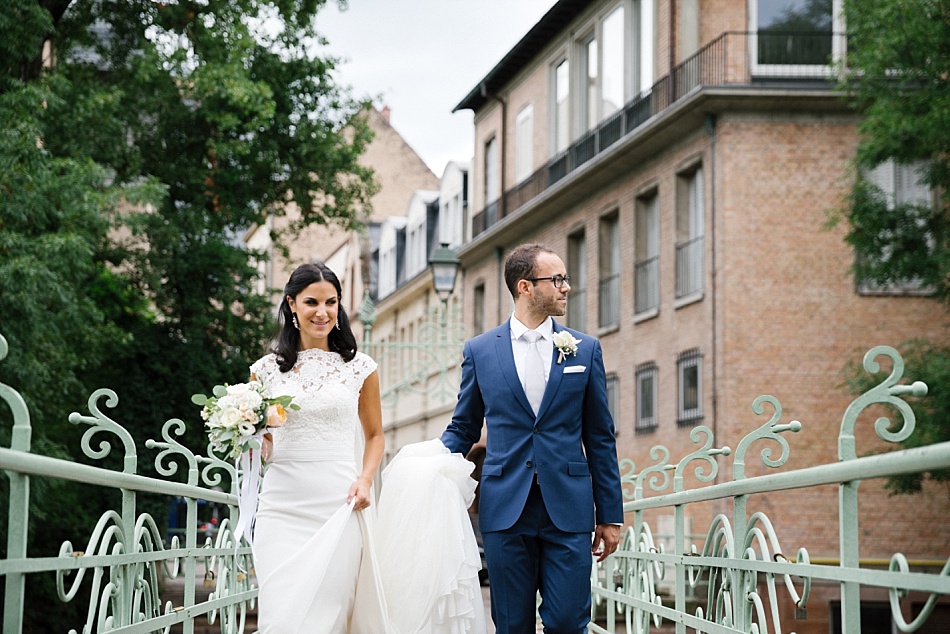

{"left": 441, "top": 319, "right": 624, "bottom": 534}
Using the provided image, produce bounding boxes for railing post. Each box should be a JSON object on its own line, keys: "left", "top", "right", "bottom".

{"left": 1, "top": 334, "right": 30, "bottom": 634}
{"left": 838, "top": 480, "right": 861, "bottom": 633}
{"left": 673, "top": 502, "right": 687, "bottom": 634}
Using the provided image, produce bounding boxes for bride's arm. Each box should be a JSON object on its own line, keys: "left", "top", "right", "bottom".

{"left": 350, "top": 369, "right": 384, "bottom": 510}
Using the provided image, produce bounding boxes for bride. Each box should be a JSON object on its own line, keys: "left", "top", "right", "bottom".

{"left": 249, "top": 262, "right": 485, "bottom": 634}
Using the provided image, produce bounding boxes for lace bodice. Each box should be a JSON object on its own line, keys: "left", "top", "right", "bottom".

{"left": 250, "top": 349, "right": 377, "bottom": 447}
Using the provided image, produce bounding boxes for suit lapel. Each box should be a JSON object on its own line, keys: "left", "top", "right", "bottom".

{"left": 494, "top": 322, "right": 535, "bottom": 418}
{"left": 535, "top": 319, "right": 566, "bottom": 420}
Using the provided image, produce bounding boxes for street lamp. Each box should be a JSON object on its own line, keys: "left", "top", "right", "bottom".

{"left": 429, "top": 242, "right": 460, "bottom": 302}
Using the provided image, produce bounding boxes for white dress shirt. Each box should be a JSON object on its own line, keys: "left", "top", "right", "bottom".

{"left": 510, "top": 315, "right": 553, "bottom": 392}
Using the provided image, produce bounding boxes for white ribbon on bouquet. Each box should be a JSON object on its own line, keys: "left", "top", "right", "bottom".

{"left": 233, "top": 429, "right": 267, "bottom": 554}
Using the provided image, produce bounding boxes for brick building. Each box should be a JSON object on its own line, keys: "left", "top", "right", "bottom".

{"left": 446, "top": 0, "right": 949, "bottom": 630}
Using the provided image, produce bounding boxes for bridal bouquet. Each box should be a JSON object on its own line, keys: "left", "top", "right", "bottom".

{"left": 192, "top": 381, "right": 298, "bottom": 462}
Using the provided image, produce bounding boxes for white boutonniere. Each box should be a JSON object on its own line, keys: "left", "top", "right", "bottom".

{"left": 552, "top": 331, "right": 581, "bottom": 364}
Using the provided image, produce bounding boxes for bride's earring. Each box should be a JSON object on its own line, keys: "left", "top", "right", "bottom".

{"left": 292, "top": 313, "right": 300, "bottom": 330}
{"left": 335, "top": 320, "right": 341, "bottom": 330}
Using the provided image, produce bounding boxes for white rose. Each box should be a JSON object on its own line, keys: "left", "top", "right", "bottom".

{"left": 226, "top": 383, "right": 250, "bottom": 397}
{"left": 238, "top": 391, "right": 263, "bottom": 411}
{"left": 219, "top": 407, "right": 243, "bottom": 428}
{"left": 242, "top": 409, "right": 258, "bottom": 423}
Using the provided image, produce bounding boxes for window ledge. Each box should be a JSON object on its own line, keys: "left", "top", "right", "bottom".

{"left": 856, "top": 285, "right": 936, "bottom": 297}
{"left": 673, "top": 291, "right": 704, "bottom": 309}
{"left": 677, "top": 415, "right": 704, "bottom": 428}
{"left": 597, "top": 324, "right": 621, "bottom": 337}
{"left": 635, "top": 424, "right": 658, "bottom": 435}
{"left": 633, "top": 308, "right": 659, "bottom": 324}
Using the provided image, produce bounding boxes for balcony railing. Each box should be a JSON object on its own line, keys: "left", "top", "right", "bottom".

{"left": 598, "top": 273, "right": 620, "bottom": 329}
{"left": 675, "top": 235, "right": 704, "bottom": 298}
{"left": 473, "top": 31, "right": 845, "bottom": 238}
{"left": 634, "top": 255, "right": 659, "bottom": 314}
{"left": 567, "top": 286, "right": 586, "bottom": 332}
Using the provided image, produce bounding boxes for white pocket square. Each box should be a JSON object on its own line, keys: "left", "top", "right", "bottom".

{"left": 563, "top": 365, "right": 586, "bottom": 374}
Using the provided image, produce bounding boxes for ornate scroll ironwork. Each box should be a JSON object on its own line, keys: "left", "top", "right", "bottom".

{"left": 0, "top": 331, "right": 254, "bottom": 633}
{"left": 590, "top": 345, "right": 949, "bottom": 634}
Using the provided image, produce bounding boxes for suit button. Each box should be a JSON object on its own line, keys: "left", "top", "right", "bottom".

{"left": 525, "top": 460, "right": 533, "bottom": 468}
{"left": 533, "top": 427, "right": 540, "bottom": 434}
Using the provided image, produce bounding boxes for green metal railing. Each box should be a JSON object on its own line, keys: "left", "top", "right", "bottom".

{"left": 0, "top": 333, "right": 255, "bottom": 634}
{"left": 3, "top": 329, "right": 949, "bottom": 633}
{"left": 591, "top": 345, "right": 950, "bottom": 634}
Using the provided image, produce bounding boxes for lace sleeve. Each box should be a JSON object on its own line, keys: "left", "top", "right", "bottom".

{"left": 352, "top": 352, "right": 379, "bottom": 389}
{"left": 250, "top": 354, "right": 277, "bottom": 387}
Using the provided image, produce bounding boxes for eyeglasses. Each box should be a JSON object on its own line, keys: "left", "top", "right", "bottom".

{"left": 526, "top": 274, "right": 571, "bottom": 289}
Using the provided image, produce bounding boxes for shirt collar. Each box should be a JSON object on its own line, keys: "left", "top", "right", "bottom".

{"left": 510, "top": 314, "right": 554, "bottom": 341}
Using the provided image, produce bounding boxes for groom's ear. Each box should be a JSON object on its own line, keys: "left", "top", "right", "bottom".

{"left": 515, "top": 279, "right": 532, "bottom": 299}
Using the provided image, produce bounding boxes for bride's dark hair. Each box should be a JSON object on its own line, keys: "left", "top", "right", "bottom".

{"left": 274, "top": 262, "right": 357, "bottom": 372}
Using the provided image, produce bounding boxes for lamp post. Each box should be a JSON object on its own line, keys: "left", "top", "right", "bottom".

{"left": 428, "top": 242, "right": 460, "bottom": 337}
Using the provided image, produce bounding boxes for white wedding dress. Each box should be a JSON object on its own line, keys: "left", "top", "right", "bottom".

{"left": 250, "top": 349, "right": 485, "bottom": 634}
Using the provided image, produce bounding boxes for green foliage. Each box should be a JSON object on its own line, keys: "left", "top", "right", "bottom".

{"left": 841, "top": 341, "right": 950, "bottom": 495}
{"left": 833, "top": 0, "right": 950, "bottom": 495}
{"left": 836, "top": 0, "right": 950, "bottom": 300}
{"left": 1, "top": 0, "right": 375, "bottom": 627}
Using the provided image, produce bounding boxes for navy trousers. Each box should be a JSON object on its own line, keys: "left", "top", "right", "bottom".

{"left": 482, "top": 481, "right": 592, "bottom": 634}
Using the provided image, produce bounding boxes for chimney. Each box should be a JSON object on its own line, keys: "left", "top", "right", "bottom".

{"left": 381, "top": 104, "right": 391, "bottom": 123}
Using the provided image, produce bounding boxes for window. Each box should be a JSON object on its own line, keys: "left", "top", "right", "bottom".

{"left": 635, "top": 193, "right": 659, "bottom": 314}
{"left": 677, "top": 349, "right": 702, "bottom": 426}
{"left": 606, "top": 374, "right": 619, "bottom": 432}
{"left": 439, "top": 165, "right": 467, "bottom": 248}
{"left": 857, "top": 159, "right": 934, "bottom": 294}
{"left": 553, "top": 58, "right": 570, "bottom": 154}
{"left": 473, "top": 283, "right": 486, "bottom": 335}
{"left": 515, "top": 105, "right": 534, "bottom": 183}
{"left": 675, "top": 166, "right": 704, "bottom": 298}
{"left": 567, "top": 231, "right": 587, "bottom": 331}
{"left": 598, "top": 212, "right": 621, "bottom": 328}
{"left": 484, "top": 136, "right": 499, "bottom": 206}
{"left": 581, "top": 35, "right": 599, "bottom": 131}
{"left": 636, "top": 362, "right": 658, "bottom": 432}
{"left": 601, "top": 6, "right": 625, "bottom": 118}
{"left": 577, "top": 5, "right": 632, "bottom": 132}
{"left": 635, "top": 0, "right": 655, "bottom": 94}
{"left": 754, "top": 0, "right": 843, "bottom": 69}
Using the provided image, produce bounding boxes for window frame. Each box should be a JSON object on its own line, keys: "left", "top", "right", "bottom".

{"left": 634, "top": 191, "right": 660, "bottom": 316}
{"left": 551, "top": 56, "right": 571, "bottom": 155}
{"left": 677, "top": 348, "right": 703, "bottom": 427}
{"left": 514, "top": 104, "right": 534, "bottom": 183}
{"left": 472, "top": 282, "right": 486, "bottom": 336}
{"left": 748, "top": 0, "right": 846, "bottom": 77}
{"left": 606, "top": 373, "right": 620, "bottom": 434}
{"left": 675, "top": 165, "right": 704, "bottom": 300}
{"left": 855, "top": 159, "right": 935, "bottom": 295}
{"left": 567, "top": 229, "right": 587, "bottom": 332}
{"left": 598, "top": 210, "right": 621, "bottom": 329}
{"left": 635, "top": 361, "right": 658, "bottom": 432}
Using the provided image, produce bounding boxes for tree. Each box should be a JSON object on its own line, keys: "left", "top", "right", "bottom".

{"left": 835, "top": 0, "right": 950, "bottom": 493}
{"left": 1, "top": 0, "right": 376, "bottom": 627}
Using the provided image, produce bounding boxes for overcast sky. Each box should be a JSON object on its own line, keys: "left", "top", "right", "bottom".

{"left": 313, "top": 0, "right": 559, "bottom": 175}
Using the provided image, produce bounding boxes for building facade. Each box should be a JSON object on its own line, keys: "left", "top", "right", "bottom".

{"left": 368, "top": 161, "right": 471, "bottom": 464}
{"left": 450, "top": 0, "right": 949, "bottom": 630}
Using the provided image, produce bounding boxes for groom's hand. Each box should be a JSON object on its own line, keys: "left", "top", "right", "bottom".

{"left": 592, "top": 524, "right": 621, "bottom": 562}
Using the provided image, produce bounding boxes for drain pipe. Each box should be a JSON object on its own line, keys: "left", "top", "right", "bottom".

{"left": 705, "top": 112, "right": 719, "bottom": 475}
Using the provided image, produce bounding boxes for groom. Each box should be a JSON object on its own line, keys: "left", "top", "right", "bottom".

{"left": 442, "top": 243, "right": 623, "bottom": 634}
